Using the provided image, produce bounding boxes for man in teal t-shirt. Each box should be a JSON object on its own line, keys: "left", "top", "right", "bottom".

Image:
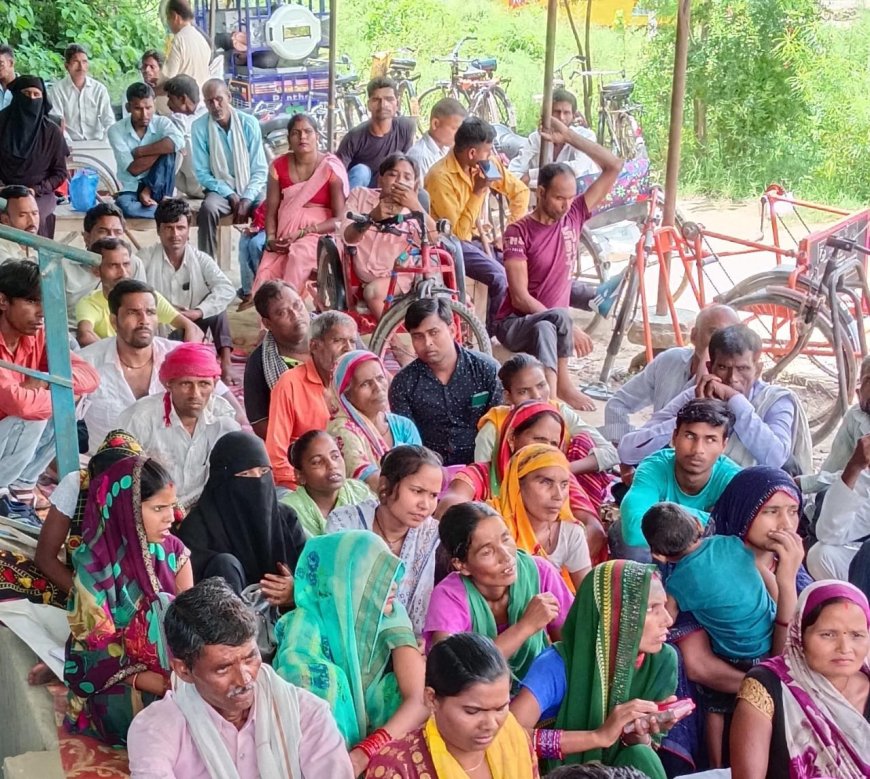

{"left": 613, "top": 397, "right": 741, "bottom": 560}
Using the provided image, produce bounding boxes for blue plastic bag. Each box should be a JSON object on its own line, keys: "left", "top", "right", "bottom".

{"left": 69, "top": 168, "right": 99, "bottom": 212}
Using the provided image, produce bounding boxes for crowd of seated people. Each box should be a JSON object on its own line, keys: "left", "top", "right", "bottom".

{"left": 2, "top": 22, "right": 870, "bottom": 779}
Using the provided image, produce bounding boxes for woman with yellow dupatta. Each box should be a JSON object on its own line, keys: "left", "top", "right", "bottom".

{"left": 492, "top": 443, "right": 592, "bottom": 592}
{"left": 366, "top": 632, "right": 539, "bottom": 779}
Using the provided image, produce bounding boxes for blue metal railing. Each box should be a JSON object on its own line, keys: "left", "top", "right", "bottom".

{"left": 0, "top": 223, "right": 99, "bottom": 480}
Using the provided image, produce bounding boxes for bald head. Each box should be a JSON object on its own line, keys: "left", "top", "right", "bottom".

{"left": 203, "top": 79, "right": 232, "bottom": 126}
{"left": 690, "top": 304, "right": 740, "bottom": 356}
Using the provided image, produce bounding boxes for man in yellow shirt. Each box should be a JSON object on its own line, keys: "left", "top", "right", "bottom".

{"left": 425, "top": 116, "right": 529, "bottom": 333}
{"left": 75, "top": 237, "right": 200, "bottom": 346}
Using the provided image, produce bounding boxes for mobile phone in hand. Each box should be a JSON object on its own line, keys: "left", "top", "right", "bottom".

{"left": 478, "top": 159, "right": 502, "bottom": 181}
{"left": 623, "top": 699, "right": 696, "bottom": 733}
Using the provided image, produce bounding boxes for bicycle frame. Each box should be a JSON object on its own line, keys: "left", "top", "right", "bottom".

{"left": 642, "top": 185, "right": 870, "bottom": 366}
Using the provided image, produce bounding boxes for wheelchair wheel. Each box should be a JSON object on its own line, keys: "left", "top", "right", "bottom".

{"left": 316, "top": 236, "right": 347, "bottom": 311}
{"left": 370, "top": 292, "right": 491, "bottom": 371}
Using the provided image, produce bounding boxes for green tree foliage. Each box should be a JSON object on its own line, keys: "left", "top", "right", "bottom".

{"left": 0, "top": 0, "right": 162, "bottom": 83}
{"left": 636, "top": 0, "right": 870, "bottom": 203}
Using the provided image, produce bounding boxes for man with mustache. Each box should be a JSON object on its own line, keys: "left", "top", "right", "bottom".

{"left": 127, "top": 577, "right": 353, "bottom": 778}
{"left": 74, "top": 237, "right": 200, "bottom": 348}
{"left": 79, "top": 278, "right": 241, "bottom": 455}
{"left": 118, "top": 341, "right": 240, "bottom": 510}
{"left": 0, "top": 185, "right": 39, "bottom": 262}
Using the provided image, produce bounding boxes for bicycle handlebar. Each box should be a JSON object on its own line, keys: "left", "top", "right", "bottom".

{"left": 826, "top": 236, "right": 870, "bottom": 256}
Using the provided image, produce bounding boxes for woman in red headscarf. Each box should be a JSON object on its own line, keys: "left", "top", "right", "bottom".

{"left": 436, "top": 401, "right": 605, "bottom": 561}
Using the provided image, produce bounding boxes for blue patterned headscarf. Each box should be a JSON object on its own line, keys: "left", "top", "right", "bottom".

{"left": 709, "top": 465, "right": 811, "bottom": 591}
{"left": 709, "top": 465, "right": 802, "bottom": 538}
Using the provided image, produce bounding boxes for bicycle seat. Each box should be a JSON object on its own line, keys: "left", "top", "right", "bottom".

{"left": 259, "top": 115, "right": 292, "bottom": 136}
{"left": 601, "top": 80, "right": 635, "bottom": 98}
{"left": 391, "top": 58, "right": 417, "bottom": 70}
{"left": 471, "top": 57, "right": 497, "bottom": 72}
{"left": 337, "top": 72, "right": 359, "bottom": 86}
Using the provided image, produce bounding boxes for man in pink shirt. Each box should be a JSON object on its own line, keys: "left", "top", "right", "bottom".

{"left": 0, "top": 260, "right": 99, "bottom": 522}
{"left": 494, "top": 115, "right": 623, "bottom": 411}
{"left": 128, "top": 577, "right": 353, "bottom": 778}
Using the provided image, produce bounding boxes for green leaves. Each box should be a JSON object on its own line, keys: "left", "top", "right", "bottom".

{"left": 5, "top": 0, "right": 162, "bottom": 88}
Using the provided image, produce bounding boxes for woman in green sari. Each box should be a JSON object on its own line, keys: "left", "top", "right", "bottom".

{"left": 423, "top": 502, "right": 573, "bottom": 683}
{"left": 273, "top": 529, "right": 428, "bottom": 776}
{"left": 510, "top": 560, "right": 686, "bottom": 779}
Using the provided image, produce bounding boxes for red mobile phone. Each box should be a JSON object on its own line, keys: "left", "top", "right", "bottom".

{"left": 623, "top": 699, "right": 695, "bottom": 734}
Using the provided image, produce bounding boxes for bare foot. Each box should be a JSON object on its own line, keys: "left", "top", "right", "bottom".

{"left": 562, "top": 387, "right": 596, "bottom": 412}
{"left": 139, "top": 187, "right": 157, "bottom": 208}
{"left": 237, "top": 297, "right": 255, "bottom": 312}
{"left": 28, "top": 661, "right": 55, "bottom": 686}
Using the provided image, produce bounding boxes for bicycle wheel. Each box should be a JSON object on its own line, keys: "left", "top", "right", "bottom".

{"left": 488, "top": 86, "right": 517, "bottom": 131}
{"left": 575, "top": 229, "right": 607, "bottom": 284}
{"left": 727, "top": 289, "right": 855, "bottom": 443}
{"left": 597, "top": 263, "right": 641, "bottom": 382}
{"left": 343, "top": 97, "right": 366, "bottom": 133}
{"left": 396, "top": 80, "right": 420, "bottom": 127}
{"left": 370, "top": 291, "right": 491, "bottom": 369}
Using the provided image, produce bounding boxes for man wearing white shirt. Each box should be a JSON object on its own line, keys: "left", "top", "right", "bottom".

{"left": 0, "top": 186, "right": 38, "bottom": 262}
{"left": 0, "top": 45, "right": 16, "bottom": 110}
{"left": 118, "top": 342, "right": 240, "bottom": 509}
{"left": 161, "top": 0, "right": 212, "bottom": 88}
{"left": 407, "top": 98, "right": 466, "bottom": 178}
{"left": 48, "top": 44, "right": 115, "bottom": 142}
{"left": 164, "top": 74, "right": 207, "bottom": 198}
{"left": 79, "top": 277, "right": 244, "bottom": 454}
{"left": 140, "top": 198, "right": 237, "bottom": 384}
{"left": 807, "top": 434, "right": 870, "bottom": 580}
{"left": 508, "top": 89, "right": 599, "bottom": 188}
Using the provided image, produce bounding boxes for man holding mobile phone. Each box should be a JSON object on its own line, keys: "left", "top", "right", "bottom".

{"left": 425, "top": 117, "right": 530, "bottom": 334}
{"left": 494, "top": 115, "right": 624, "bottom": 411}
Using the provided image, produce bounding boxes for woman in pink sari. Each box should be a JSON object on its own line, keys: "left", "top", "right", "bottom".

{"left": 255, "top": 114, "right": 349, "bottom": 293}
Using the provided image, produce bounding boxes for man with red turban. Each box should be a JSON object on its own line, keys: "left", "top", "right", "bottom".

{"left": 118, "top": 342, "right": 240, "bottom": 509}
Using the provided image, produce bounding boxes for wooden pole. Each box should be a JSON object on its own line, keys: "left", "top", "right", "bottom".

{"left": 539, "top": 0, "right": 559, "bottom": 169}
{"left": 657, "top": 0, "right": 691, "bottom": 315}
{"left": 326, "top": 0, "right": 338, "bottom": 152}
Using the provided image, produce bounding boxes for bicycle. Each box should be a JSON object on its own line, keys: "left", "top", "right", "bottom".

{"left": 372, "top": 47, "right": 422, "bottom": 123}
{"left": 308, "top": 55, "right": 367, "bottom": 148}
{"left": 316, "top": 210, "right": 489, "bottom": 366}
{"left": 617, "top": 183, "right": 870, "bottom": 443}
{"left": 418, "top": 36, "right": 517, "bottom": 132}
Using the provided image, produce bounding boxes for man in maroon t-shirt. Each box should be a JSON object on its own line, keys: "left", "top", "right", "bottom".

{"left": 494, "top": 116, "right": 623, "bottom": 411}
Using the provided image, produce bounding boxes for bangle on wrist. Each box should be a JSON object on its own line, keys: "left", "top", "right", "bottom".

{"left": 533, "top": 728, "right": 563, "bottom": 760}
{"left": 354, "top": 727, "right": 392, "bottom": 760}
{"left": 131, "top": 673, "right": 139, "bottom": 691}
{"left": 775, "top": 617, "right": 790, "bottom": 628}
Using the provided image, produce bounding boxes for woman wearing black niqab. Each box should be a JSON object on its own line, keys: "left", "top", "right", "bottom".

{"left": 177, "top": 431, "right": 307, "bottom": 605}
{"left": 0, "top": 76, "right": 69, "bottom": 239}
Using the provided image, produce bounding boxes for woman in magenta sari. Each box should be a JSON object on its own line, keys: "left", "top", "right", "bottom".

{"left": 254, "top": 114, "right": 349, "bottom": 293}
